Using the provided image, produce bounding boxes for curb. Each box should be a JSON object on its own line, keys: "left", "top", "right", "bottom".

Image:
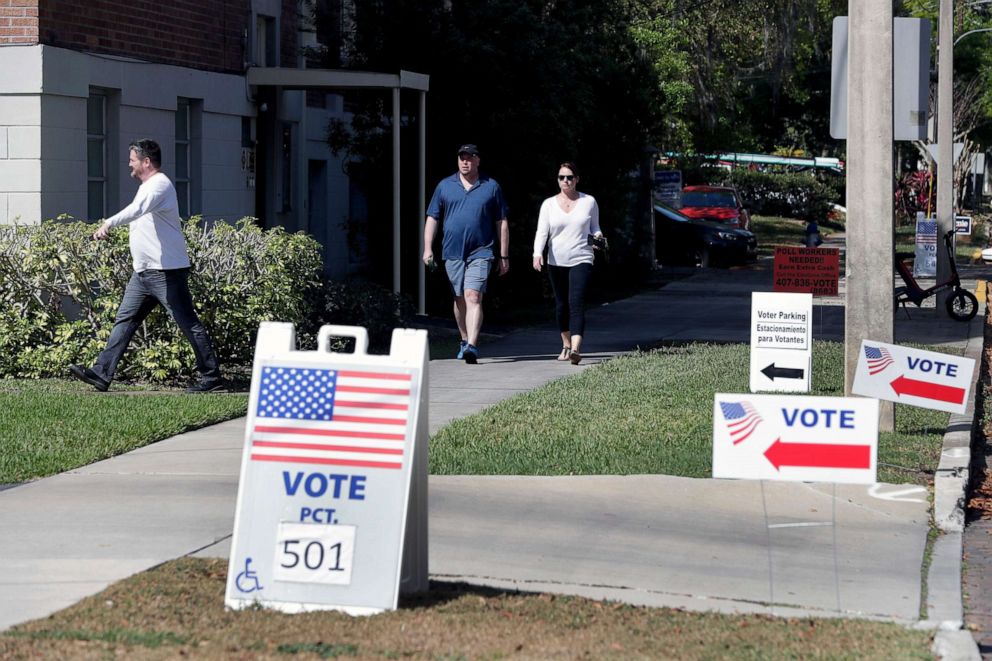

{"left": 928, "top": 309, "right": 984, "bottom": 660}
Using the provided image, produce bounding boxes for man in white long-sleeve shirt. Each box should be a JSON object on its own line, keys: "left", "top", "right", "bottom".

{"left": 69, "top": 139, "right": 223, "bottom": 393}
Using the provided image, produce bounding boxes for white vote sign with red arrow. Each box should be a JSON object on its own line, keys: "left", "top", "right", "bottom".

{"left": 713, "top": 393, "right": 879, "bottom": 484}
{"left": 851, "top": 339, "right": 974, "bottom": 414}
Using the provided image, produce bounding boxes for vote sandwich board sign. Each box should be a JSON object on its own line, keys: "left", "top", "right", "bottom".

{"left": 225, "top": 323, "right": 429, "bottom": 615}
{"left": 851, "top": 339, "right": 975, "bottom": 414}
{"left": 713, "top": 393, "right": 879, "bottom": 484}
{"left": 750, "top": 292, "right": 812, "bottom": 393}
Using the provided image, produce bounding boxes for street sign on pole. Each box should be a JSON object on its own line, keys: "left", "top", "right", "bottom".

{"left": 750, "top": 292, "right": 812, "bottom": 393}
{"left": 653, "top": 170, "right": 682, "bottom": 207}
{"left": 226, "top": 323, "right": 429, "bottom": 615}
{"left": 831, "top": 17, "right": 930, "bottom": 141}
{"left": 713, "top": 394, "right": 879, "bottom": 484}
{"left": 830, "top": 16, "right": 930, "bottom": 140}
{"left": 851, "top": 339, "right": 975, "bottom": 414}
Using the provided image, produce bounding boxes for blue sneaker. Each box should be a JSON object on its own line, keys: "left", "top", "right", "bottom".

{"left": 463, "top": 344, "right": 479, "bottom": 364}
{"left": 456, "top": 340, "right": 468, "bottom": 360}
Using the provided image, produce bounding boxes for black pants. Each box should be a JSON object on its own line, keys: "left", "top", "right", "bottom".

{"left": 548, "top": 263, "right": 592, "bottom": 337}
{"left": 93, "top": 268, "right": 221, "bottom": 383}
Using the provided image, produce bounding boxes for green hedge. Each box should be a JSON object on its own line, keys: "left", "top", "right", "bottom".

{"left": 0, "top": 218, "right": 324, "bottom": 382}
{"left": 680, "top": 165, "right": 842, "bottom": 223}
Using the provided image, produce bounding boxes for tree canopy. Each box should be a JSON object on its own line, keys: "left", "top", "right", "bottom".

{"left": 305, "top": 0, "right": 992, "bottom": 287}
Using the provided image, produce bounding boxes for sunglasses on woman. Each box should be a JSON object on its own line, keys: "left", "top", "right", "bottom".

{"left": 558, "top": 175, "right": 575, "bottom": 181}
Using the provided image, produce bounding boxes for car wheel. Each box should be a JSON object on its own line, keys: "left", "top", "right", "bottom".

{"left": 695, "top": 247, "right": 711, "bottom": 268}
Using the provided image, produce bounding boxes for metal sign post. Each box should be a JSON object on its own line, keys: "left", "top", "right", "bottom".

{"left": 225, "top": 323, "right": 429, "bottom": 615}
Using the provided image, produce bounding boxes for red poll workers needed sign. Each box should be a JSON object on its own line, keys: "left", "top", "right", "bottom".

{"left": 851, "top": 340, "right": 975, "bottom": 414}
{"left": 713, "top": 394, "right": 879, "bottom": 484}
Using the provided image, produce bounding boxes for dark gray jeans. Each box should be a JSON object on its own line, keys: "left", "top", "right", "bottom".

{"left": 92, "top": 268, "right": 221, "bottom": 383}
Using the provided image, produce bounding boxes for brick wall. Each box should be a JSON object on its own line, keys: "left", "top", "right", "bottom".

{"left": 0, "top": 1, "right": 39, "bottom": 44}
{"left": 27, "top": 0, "right": 261, "bottom": 74}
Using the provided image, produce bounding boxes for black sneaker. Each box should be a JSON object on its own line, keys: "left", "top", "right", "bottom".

{"left": 463, "top": 344, "right": 479, "bottom": 365}
{"left": 184, "top": 380, "right": 226, "bottom": 394}
{"left": 69, "top": 365, "right": 110, "bottom": 392}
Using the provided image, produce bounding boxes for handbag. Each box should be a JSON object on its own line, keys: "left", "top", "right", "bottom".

{"left": 587, "top": 234, "right": 609, "bottom": 264}
{"left": 587, "top": 234, "right": 608, "bottom": 251}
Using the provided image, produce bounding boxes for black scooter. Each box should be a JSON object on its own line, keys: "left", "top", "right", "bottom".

{"left": 894, "top": 229, "right": 979, "bottom": 322}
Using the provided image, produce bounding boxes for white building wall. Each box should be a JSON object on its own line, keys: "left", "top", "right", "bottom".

{"left": 202, "top": 111, "right": 254, "bottom": 221}
{"left": 0, "top": 43, "right": 354, "bottom": 277}
{"left": 0, "top": 89, "right": 42, "bottom": 224}
{"left": 0, "top": 44, "right": 258, "bottom": 225}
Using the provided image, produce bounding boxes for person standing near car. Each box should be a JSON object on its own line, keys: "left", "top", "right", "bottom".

{"left": 532, "top": 162, "right": 603, "bottom": 365}
{"left": 422, "top": 144, "right": 510, "bottom": 364}
{"left": 804, "top": 220, "right": 823, "bottom": 247}
{"left": 69, "top": 139, "right": 223, "bottom": 393}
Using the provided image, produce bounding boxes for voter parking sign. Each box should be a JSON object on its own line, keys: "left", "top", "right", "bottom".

{"left": 750, "top": 292, "right": 812, "bottom": 393}
{"left": 852, "top": 339, "right": 975, "bottom": 414}
{"left": 225, "top": 323, "right": 429, "bottom": 615}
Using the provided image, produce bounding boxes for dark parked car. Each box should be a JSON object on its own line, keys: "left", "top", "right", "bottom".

{"left": 679, "top": 185, "right": 751, "bottom": 230}
{"left": 654, "top": 202, "right": 757, "bottom": 268}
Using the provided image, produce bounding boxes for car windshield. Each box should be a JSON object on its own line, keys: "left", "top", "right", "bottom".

{"left": 654, "top": 204, "right": 690, "bottom": 223}
{"left": 681, "top": 191, "right": 737, "bottom": 208}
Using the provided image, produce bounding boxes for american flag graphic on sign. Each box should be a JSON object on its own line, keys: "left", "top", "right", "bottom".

{"left": 917, "top": 221, "right": 937, "bottom": 244}
{"left": 250, "top": 366, "right": 411, "bottom": 470}
{"left": 719, "top": 401, "right": 763, "bottom": 445}
{"left": 864, "top": 345, "right": 894, "bottom": 375}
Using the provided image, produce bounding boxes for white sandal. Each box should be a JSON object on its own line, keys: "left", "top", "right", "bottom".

{"left": 556, "top": 346, "right": 571, "bottom": 361}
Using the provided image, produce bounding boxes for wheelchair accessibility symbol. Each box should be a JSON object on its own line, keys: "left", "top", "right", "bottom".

{"left": 235, "top": 557, "right": 264, "bottom": 593}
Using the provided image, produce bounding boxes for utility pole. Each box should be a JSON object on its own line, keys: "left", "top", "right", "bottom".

{"left": 845, "top": 0, "right": 894, "bottom": 431}
{"left": 936, "top": 0, "right": 954, "bottom": 315}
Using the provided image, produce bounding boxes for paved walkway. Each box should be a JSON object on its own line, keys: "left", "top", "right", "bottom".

{"left": 0, "top": 254, "right": 986, "bottom": 657}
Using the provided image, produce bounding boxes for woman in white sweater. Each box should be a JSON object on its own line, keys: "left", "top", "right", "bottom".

{"left": 532, "top": 162, "right": 604, "bottom": 365}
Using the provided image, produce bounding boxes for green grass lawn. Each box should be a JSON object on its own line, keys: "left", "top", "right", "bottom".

{"left": 4, "top": 341, "right": 948, "bottom": 486}
{"left": 0, "top": 379, "right": 248, "bottom": 484}
{"left": 751, "top": 215, "right": 839, "bottom": 258}
{"left": 430, "top": 341, "right": 948, "bottom": 485}
{"left": 0, "top": 343, "right": 948, "bottom": 657}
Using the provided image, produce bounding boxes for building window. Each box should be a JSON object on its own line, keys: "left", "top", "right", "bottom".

{"left": 87, "top": 92, "right": 106, "bottom": 220}
{"left": 281, "top": 123, "right": 292, "bottom": 212}
{"left": 175, "top": 98, "right": 191, "bottom": 218}
{"left": 255, "top": 15, "right": 277, "bottom": 66}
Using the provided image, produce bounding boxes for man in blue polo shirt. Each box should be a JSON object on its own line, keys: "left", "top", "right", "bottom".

{"left": 423, "top": 144, "right": 509, "bottom": 364}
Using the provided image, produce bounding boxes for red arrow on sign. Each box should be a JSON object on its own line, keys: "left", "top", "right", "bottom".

{"left": 764, "top": 438, "right": 871, "bottom": 471}
{"left": 889, "top": 374, "right": 965, "bottom": 405}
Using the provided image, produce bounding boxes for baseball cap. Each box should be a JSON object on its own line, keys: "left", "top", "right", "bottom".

{"left": 457, "top": 144, "right": 480, "bottom": 157}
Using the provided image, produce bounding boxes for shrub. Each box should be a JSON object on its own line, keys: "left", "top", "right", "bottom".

{"left": 727, "top": 170, "right": 840, "bottom": 223}
{"left": 683, "top": 165, "right": 842, "bottom": 223}
{"left": 894, "top": 170, "right": 934, "bottom": 224}
{"left": 0, "top": 218, "right": 323, "bottom": 382}
{"left": 307, "top": 279, "right": 416, "bottom": 354}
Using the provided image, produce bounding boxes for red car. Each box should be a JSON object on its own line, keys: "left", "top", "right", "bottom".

{"left": 679, "top": 186, "right": 751, "bottom": 231}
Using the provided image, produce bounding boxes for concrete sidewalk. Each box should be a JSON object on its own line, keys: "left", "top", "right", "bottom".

{"left": 0, "top": 258, "right": 985, "bottom": 651}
